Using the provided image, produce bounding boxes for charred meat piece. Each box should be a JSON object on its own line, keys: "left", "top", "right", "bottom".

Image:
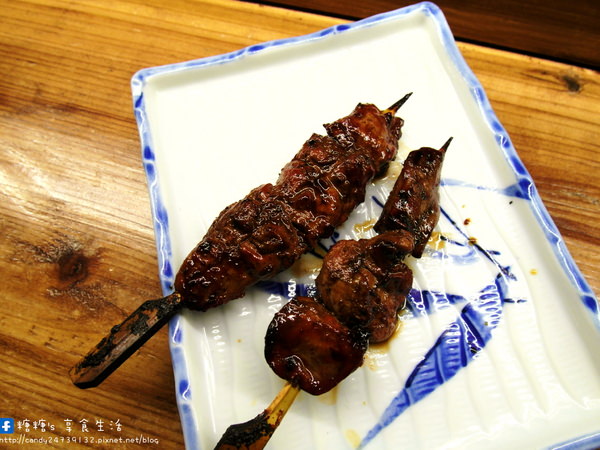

{"left": 265, "top": 232, "right": 414, "bottom": 396}
{"left": 316, "top": 231, "right": 414, "bottom": 343}
{"left": 263, "top": 233, "right": 414, "bottom": 395}
{"left": 277, "top": 134, "right": 378, "bottom": 246}
{"left": 262, "top": 140, "right": 450, "bottom": 396}
{"left": 374, "top": 139, "right": 450, "bottom": 257}
{"left": 174, "top": 184, "right": 309, "bottom": 311}
{"left": 325, "top": 102, "right": 403, "bottom": 177}
{"left": 176, "top": 101, "right": 407, "bottom": 311}
{"left": 265, "top": 296, "right": 368, "bottom": 396}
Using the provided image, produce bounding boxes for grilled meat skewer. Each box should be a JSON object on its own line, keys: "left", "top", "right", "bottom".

{"left": 265, "top": 294, "right": 368, "bottom": 396}
{"left": 266, "top": 141, "right": 450, "bottom": 394}
{"left": 217, "top": 139, "right": 450, "bottom": 448}
{"left": 70, "top": 95, "right": 411, "bottom": 389}
{"left": 265, "top": 230, "right": 415, "bottom": 396}
{"left": 176, "top": 98, "right": 409, "bottom": 311}
{"left": 375, "top": 137, "right": 452, "bottom": 257}
{"left": 316, "top": 229, "right": 415, "bottom": 344}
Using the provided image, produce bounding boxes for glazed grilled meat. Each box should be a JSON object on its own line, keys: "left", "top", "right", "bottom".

{"left": 316, "top": 231, "right": 414, "bottom": 343}
{"left": 175, "top": 102, "right": 406, "bottom": 311}
{"left": 265, "top": 236, "right": 414, "bottom": 395}
{"left": 264, "top": 296, "right": 368, "bottom": 395}
{"left": 265, "top": 142, "right": 449, "bottom": 395}
{"left": 374, "top": 142, "right": 449, "bottom": 257}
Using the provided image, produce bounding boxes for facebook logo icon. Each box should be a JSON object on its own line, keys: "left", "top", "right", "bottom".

{"left": 1, "top": 418, "right": 14, "bottom": 434}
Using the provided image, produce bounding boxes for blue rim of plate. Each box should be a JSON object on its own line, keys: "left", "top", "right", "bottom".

{"left": 130, "top": 2, "right": 599, "bottom": 448}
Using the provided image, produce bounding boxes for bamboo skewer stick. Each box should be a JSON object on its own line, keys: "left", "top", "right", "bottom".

{"left": 440, "top": 136, "right": 453, "bottom": 152}
{"left": 69, "top": 292, "right": 183, "bottom": 388}
{"left": 383, "top": 91, "right": 412, "bottom": 115}
{"left": 214, "top": 382, "right": 301, "bottom": 450}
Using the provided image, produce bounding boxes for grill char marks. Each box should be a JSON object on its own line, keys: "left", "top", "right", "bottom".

{"left": 374, "top": 139, "right": 450, "bottom": 257}
{"left": 264, "top": 141, "right": 450, "bottom": 396}
{"left": 316, "top": 230, "right": 414, "bottom": 344}
{"left": 264, "top": 295, "right": 367, "bottom": 396}
{"left": 175, "top": 103, "right": 405, "bottom": 311}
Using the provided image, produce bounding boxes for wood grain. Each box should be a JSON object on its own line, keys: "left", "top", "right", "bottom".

{"left": 458, "top": 44, "right": 600, "bottom": 299}
{"left": 0, "top": 0, "right": 598, "bottom": 448}
{"left": 255, "top": 0, "right": 600, "bottom": 69}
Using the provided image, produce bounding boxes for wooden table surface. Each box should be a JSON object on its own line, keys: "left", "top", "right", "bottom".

{"left": 1, "top": 0, "right": 598, "bottom": 448}
{"left": 258, "top": 0, "right": 600, "bottom": 69}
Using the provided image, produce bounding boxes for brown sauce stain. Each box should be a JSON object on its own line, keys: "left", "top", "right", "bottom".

{"left": 353, "top": 218, "right": 377, "bottom": 236}
{"left": 379, "top": 160, "right": 403, "bottom": 182}
{"left": 364, "top": 314, "right": 409, "bottom": 371}
{"left": 290, "top": 253, "right": 323, "bottom": 278}
{"left": 345, "top": 429, "right": 361, "bottom": 448}
{"left": 428, "top": 231, "right": 446, "bottom": 251}
{"left": 369, "top": 318, "right": 404, "bottom": 355}
{"left": 317, "top": 386, "right": 338, "bottom": 406}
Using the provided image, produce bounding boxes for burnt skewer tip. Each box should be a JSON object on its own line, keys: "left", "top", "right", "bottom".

{"left": 69, "top": 292, "right": 183, "bottom": 389}
{"left": 214, "top": 382, "right": 301, "bottom": 450}
{"left": 385, "top": 92, "right": 413, "bottom": 115}
{"left": 440, "top": 136, "right": 453, "bottom": 152}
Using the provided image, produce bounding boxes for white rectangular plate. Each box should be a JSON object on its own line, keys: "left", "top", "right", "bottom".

{"left": 131, "top": 2, "right": 600, "bottom": 449}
